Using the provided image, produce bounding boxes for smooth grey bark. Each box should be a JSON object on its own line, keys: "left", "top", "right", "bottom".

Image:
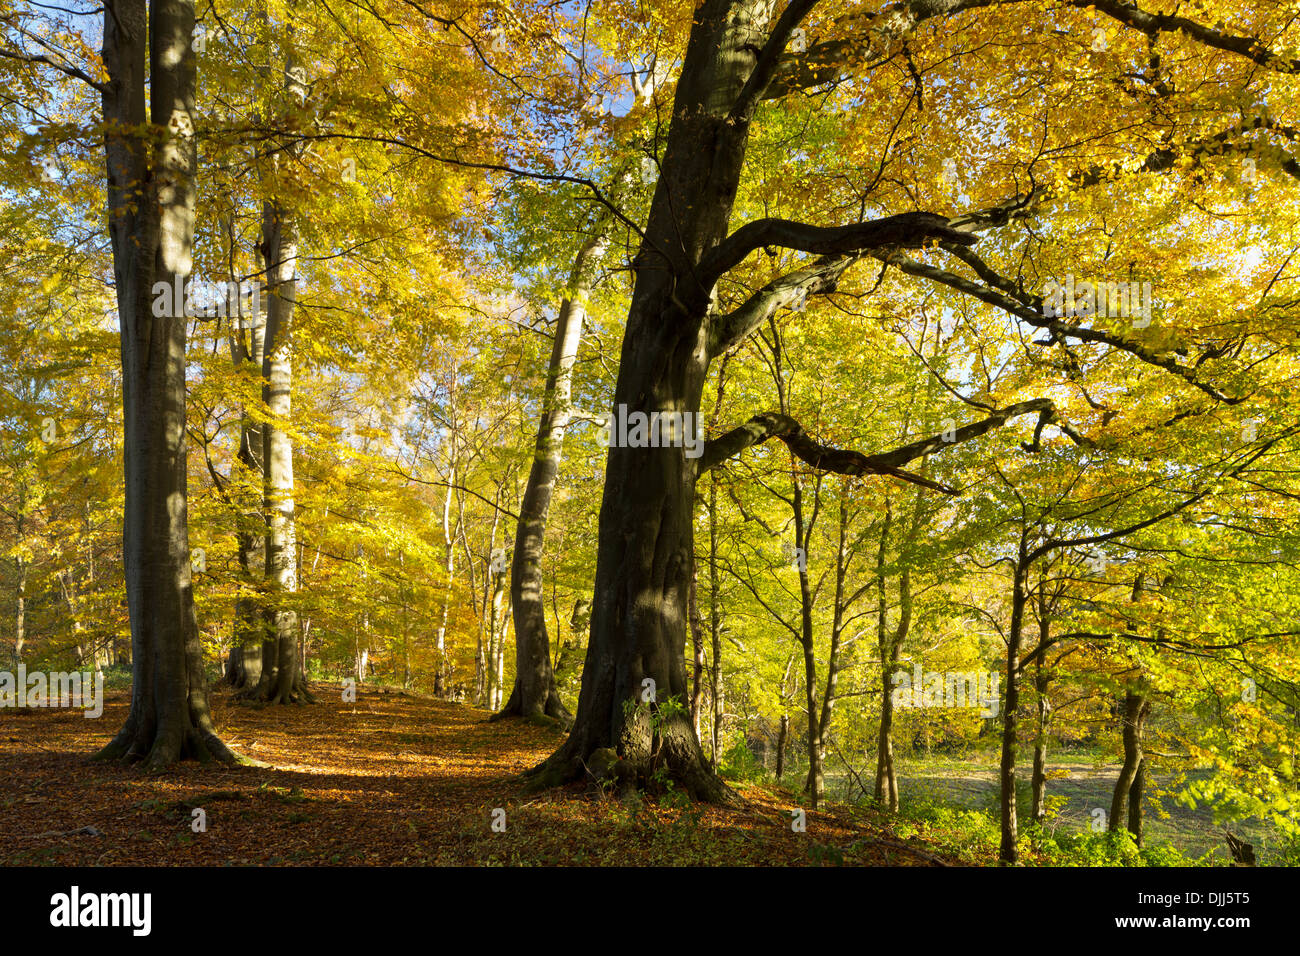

{"left": 479, "top": 487, "right": 503, "bottom": 707}
{"left": 14, "top": 550, "right": 25, "bottom": 663}
{"left": 1129, "top": 758, "right": 1146, "bottom": 846}
{"left": 794, "top": 474, "right": 824, "bottom": 806}
{"left": 95, "top": 0, "right": 242, "bottom": 767}
{"left": 436, "top": 476, "right": 455, "bottom": 698}
{"left": 248, "top": 199, "right": 312, "bottom": 704}
{"left": 496, "top": 228, "right": 608, "bottom": 724}
{"left": 435, "top": 374, "right": 466, "bottom": 699}
{"left": 1110, "top": 575, "right": 1152, "bottom": 844}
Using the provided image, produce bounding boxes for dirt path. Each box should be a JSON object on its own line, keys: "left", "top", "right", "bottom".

{"left": 0, "top": 687, "right": 952, "bottom": 866}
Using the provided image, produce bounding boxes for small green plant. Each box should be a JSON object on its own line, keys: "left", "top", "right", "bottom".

{"left": 718, "top": 741, "right": 765, "bottom": 782}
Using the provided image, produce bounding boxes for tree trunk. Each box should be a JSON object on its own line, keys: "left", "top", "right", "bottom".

{"left": 775, "top": 713, "right": 788, "bottom": 780}
{"left": 1109, "top": 690, "right": 1150, "bottom": 841}
{"left": 248, "top": 199, "right": 311, "bottom": 704}
{"left": 486, "top": 551, "right": 505, "bottom": 710}
{"left": 14, "top": 552, "right": 26, "bottom": 663}
{"left": 1030, "top": 604, "right": 1052, "bottom": 824}
{"left": 497, "top": 230, "right": 606, "bottom": 723}
{"left": 688, "top": 566, "right": 705, "bottom": 735}
{"left": 95, "top": 0, "right": 242, "bottom": 768}
{"left": 435, "top": 466, "right": 455, "bottom": 699}
{"left": 1128, "top": 758, "right": 1145, "bottom": 847}
{"left": 875, "top": 570, "right": 910, "bottom": 811}
{"left": 532, "top": 0, "right": 879, "bottom": 801}
{"left": 873, "top": 500, "right": 898, "bottom": 809}
{"left": 998, "top": 551, "right": 1029, "bottom": 863}
{"left": 227, "top": 296, "right": 265, "bottom": 690}
{"left": 1030, "top": 655, "right": 1051, "bottom": 825}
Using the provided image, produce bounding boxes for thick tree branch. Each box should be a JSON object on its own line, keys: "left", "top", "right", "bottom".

{"left": 763, "top": 0, "right": 1300, "bottom": 101}
{"left": 1081, "top": 0, "right": 1300, "bottom": 74}
{"left": 763, "top": 0, "right": 1006, "bottom": 98}
{"left": 707, "top": 254, "right": 859, "bottom": 358}
{"left": 730, "top": 0, "right": 822, "bottom": 122}
{"left": 0, "top": 45, "right": 108, "bottom": 92}
{"left": 699, "top": 210, "right": 977, "bottom": 292}
{"left": 704, "top": 191, "right": 1041, "bottom": 358}
{"left": 698, "top": 399, "right": 1061, "bottom": 493}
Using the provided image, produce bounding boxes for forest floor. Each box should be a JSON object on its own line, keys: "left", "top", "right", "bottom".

{"left": 1, "top": 685, "right": 962, "bottom": 866}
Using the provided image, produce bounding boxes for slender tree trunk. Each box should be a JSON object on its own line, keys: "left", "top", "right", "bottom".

{"left": 1030, "top": 655, "right": 1052, "bottom": 825}
{"left": 250, "top": 199, "right": 311, "bottom": 704}
{"left": 1129, "top": 758, "right": 1146, "bottom": 846}
{"left": 497, "top": 230, "right": 607, "bottom": 723}
{"left": 494, "top": 591, "right": 510, "bottom": 710}
{"left": 873, "top": 501, "right": 897, "bottom": 808}
{"left": 1109, "top": 690, "right": 1150, "bottom": 840}
{"left": 810, "top": 485, "right": 854, "bottom": 806}
{"left": 875, "top": 569, "right": 910, "bottom": 811}
{"left": 1030, "top": 600, "right": 1052, "bottom": 824}
{"left": 792, "top": 480, "right": 824, "bottom": 807}
{"left": 775, "top": 713, "right": 788, "bottom": 780}
{"left": 14, "top": 552, "right": 26, "bottom": 663}
{"left": 228, "top": 300, "right": 265, "bottom": 690}
{"left": 435, "top": 471, "right": 455, "bottom": 699}
{"left": 998, "top": 550, "right": 1030, "bottom": 863}
{"left": 95, "top": 0, "right": 242, "bottom": 767}
{"left": 688, "top": 566, "right": 705, "bottom": 735}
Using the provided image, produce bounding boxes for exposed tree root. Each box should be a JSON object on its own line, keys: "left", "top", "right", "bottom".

{"left": 490, "top": 682, "right": 572, "bottom": 729}
{"left": 527, "top": 714, "right": 737, "bottom": 806}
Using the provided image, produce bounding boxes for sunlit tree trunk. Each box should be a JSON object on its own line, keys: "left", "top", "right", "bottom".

{"left": 496, "top": 230, "right": 606, "bottom": 723}
{"left": 95, "top": 0, "right": 242, "bottom": 767}
{"left": 249, "top": 199, "right": 311, "bottom": 704}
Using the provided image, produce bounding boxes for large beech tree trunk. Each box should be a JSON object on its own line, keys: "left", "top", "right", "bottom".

{"left": 496, "top": 229, "right": 607, "bottom": 724}
{"left": 531, "top": 0, "right": 975, "bottom": 800}
{"left": 529, "top": 1, "right": 764, "bottom": 801}
{"left": 95, "top": 0, "right": 242, "bottom": 767}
